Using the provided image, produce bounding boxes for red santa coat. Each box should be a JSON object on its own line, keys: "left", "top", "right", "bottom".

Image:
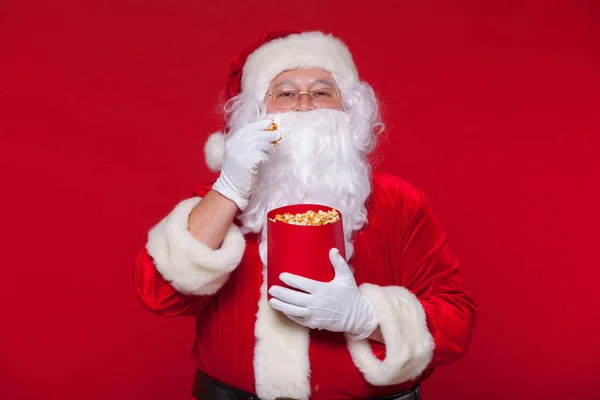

{"left": 133, "top": 171, "right": 478, "bottom": 400}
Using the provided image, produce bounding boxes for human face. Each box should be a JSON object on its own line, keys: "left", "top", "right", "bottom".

{"left": 264, "top": 68, "right": 343, "bottom": 113}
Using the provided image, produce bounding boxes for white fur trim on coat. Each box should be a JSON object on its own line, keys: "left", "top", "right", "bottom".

{"left": 346, "top": 284, "right": 435, "bottom": 386}
{"left": 242, "top": 31, "right": 359, "bottom": 99}
{"left": 254, "top": 267, "right": 311, "bottom": 400}
{"left": 204, "top": 131, "right": 226, "bottom": 173}
{"left": 146, "top": 197, "right": 246, "bottom": 295}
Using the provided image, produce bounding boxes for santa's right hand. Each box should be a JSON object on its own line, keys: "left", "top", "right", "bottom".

{"left": 212, "top": 119, "right": 280, "bottom": 211}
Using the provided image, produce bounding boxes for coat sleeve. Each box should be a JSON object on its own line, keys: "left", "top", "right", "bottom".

{"left": 398, "top": 194, "right": 478, "bottom": 366}
{"left": 133, "top": 188, "right": 246, "bottom": 317}
{"left": 346, "top": 189, "right": 478, "bottom": 386}
{"left": 133, "top": 248, "right": 212, "bottom": 317}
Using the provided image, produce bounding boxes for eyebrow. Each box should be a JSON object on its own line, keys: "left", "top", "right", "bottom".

{"left": 272, "top": 78, "right": 336, "bottom": 90}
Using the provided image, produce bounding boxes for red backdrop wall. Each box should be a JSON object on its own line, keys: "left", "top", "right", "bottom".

{"left": 1, "top": 1, "right": 599, "bottom": 399}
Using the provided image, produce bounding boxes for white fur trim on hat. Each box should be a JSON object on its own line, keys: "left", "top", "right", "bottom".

{"left": 346, "top": 284, "right": 435, "bottom": 386}
{"left": 242, "top": 31, "right": 358, "bottom": 99}
{"left": 146, "top": 197, "right": 246, "bottom": 295}
{"left": 204, "top": 131, "right": 226, "bottom": 173}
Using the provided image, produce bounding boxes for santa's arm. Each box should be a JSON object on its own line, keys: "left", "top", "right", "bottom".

{"left": 347, "top": 194, "right": 478, "bottom": 386}
{"left": 133, "top": 194, "right": 246, "bottom": 317}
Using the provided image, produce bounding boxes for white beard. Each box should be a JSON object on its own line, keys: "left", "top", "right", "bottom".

{"left": 235, "top": 109, "right": 373, "bottom": 266}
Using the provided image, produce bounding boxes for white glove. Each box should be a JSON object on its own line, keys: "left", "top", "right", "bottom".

{"left": 212, "top": 119, "right": 280, "bottom": 210}
{"left": 268, "top": 248, "right": 378, "bottom": 340}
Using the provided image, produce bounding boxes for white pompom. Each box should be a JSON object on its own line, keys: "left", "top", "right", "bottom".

{"left": 204, "top": 132, "right": 226, "bottom": 172}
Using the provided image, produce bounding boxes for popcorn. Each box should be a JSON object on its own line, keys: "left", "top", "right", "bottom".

{"left": 265, "top": 117, "right": 282, "bottom": 147}
{"left": 269, "top": 209, "right": 340, "bottom": 226}
{"left": 265, "top": 120, "right": 278, "bottom": 131}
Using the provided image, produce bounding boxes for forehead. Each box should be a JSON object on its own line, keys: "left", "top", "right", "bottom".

{"left": 269, "top": 68, "right": 336, "bottom": 87}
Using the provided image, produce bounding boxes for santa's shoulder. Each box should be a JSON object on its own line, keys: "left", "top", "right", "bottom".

{"left": 371, "top": 171, "right": 427, "bottom": 206}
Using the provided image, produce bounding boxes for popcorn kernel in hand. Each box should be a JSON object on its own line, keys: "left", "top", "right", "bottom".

{"left": 265, "top": 118, "right": 281, "bottom": 147}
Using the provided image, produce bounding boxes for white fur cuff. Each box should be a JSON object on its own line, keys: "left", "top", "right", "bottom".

{"left": 346, "top": 284, "right": 434, "bottom": 386}
{"left": 146, "top": 197, "right": 246, "bottom": 295}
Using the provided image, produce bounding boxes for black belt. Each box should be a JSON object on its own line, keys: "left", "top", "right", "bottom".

{"left": 192, "top": 369, "right": 420, "bottom": 400}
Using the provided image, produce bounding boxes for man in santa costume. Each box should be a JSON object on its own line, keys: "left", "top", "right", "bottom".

{"left": 133, "top": 31, "right": 478, "bottom": 400}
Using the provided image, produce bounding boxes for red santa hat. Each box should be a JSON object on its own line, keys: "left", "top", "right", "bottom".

{"left": 205, "top": 31, "right": 359, "bottom": 172}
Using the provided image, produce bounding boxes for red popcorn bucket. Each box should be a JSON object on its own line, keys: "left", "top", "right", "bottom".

{"left": 267, "top": 204, "right": 346, "bottom": 299}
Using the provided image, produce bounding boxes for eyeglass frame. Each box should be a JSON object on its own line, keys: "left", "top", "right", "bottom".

{"left": 264, "top": 88, "right": 341, "bottom": 109}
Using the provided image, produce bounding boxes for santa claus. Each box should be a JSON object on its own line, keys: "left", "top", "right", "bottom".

{"left": 133, "top": 31, "right": 478, "bottom": 400}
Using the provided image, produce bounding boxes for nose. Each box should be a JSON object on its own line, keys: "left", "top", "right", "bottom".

{"left": 294, "top": 93, "right": 315, "bottom": 112}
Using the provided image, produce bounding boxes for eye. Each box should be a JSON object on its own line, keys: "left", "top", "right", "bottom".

{"left": 274, "top": 90, "right": 298, "bottom": 99}
{"left": 312, "top": 89, "right": 336, "bottom": 98}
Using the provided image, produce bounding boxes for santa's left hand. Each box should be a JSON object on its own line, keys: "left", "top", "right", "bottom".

{"left": 268, "top": 248, "right": 378, "bottom": 340}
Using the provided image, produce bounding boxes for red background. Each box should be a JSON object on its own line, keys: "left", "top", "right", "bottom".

{"left": 1, "top": 1, "right": 599, "bottom": 399}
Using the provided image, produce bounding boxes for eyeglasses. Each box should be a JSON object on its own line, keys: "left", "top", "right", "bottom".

{"left": 265, "top": 88, "right": 340, "bottom": 109}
